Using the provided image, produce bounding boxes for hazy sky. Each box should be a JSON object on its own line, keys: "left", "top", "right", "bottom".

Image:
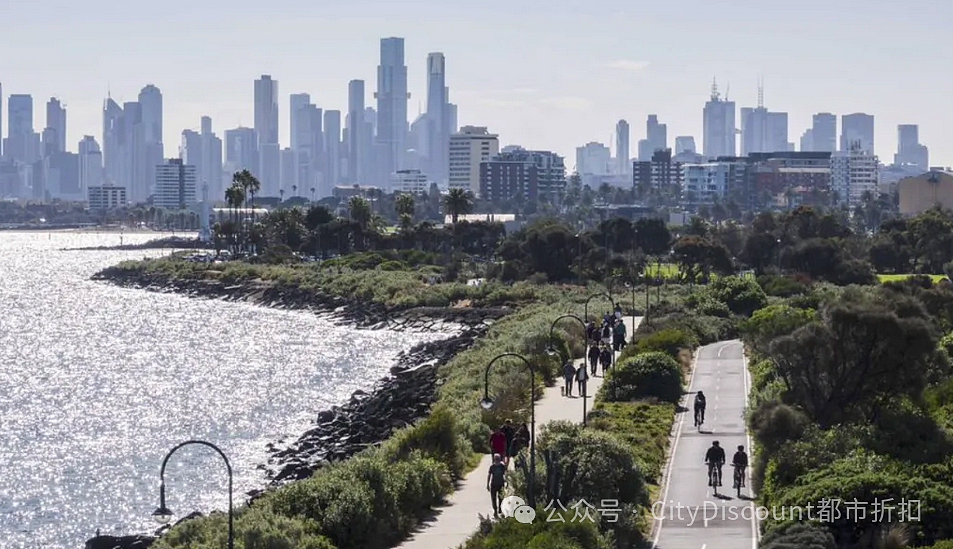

{"left": 2, "top": 0, "right": 951, "bottom": 169}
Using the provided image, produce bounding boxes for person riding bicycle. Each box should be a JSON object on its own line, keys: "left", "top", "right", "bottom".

{"left": 732, "top": 445, "right": 748, "bottom": 488}
{"left": 705, "top": 440, "right": 725, "bottom": 487}
{"left": 694, "top": 391, "right": 706, "bottom": 426}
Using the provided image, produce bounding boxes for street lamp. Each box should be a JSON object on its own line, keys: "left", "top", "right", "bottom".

{"left": 152, "top": 440, "right": 234, "bottom": 549}
{"left": 609, "top": 274, "right": 638, "bottom": 324}
{"left": 776, "top": 238, "right": 782, "bottom": 274}
{"left": 481, "top": 352, "right": 537, "bottom": 507}
{"left": 546, "top": 313, "right": 589, "bottom": 425}
{"left": 583, "top": 292, "right": 616, "bottom": 324}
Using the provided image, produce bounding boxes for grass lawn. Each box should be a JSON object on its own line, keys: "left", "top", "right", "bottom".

{"left": 877, "top": 273, "right": 947, "bottom": 283}
{"left": 642, "top": 263, "right": 680, "bottom": 279}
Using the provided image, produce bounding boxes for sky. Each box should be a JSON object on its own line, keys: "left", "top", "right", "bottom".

{"left": 2, "top": 0, "right": 952, "bottom": 170}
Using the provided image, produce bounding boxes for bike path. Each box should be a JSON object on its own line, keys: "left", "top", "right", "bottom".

{"left": 652, "top": 340, "right": 758, "bottom": 549}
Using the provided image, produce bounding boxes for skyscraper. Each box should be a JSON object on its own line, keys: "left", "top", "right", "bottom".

{"left": 323, "top": 110, "right": 341, "bottom": 195}
{"left": 703, "top": 80, "right": 736, "bottom": 158}
{"left": 840, "top": 113, "right": 874, "bottom": 155}
{"left": 289, "top": 93, "right": 311, "bottom": 153}
{"left": 154, "top": 158, "right": 197, "bottom": 209}
{"left": 138, "top": 85, "right": 164, "bottom": 202}
{"left": 346, "top": 80, "right": 365, "bottom": 182}
{"left": 224, "top": 126, "right": 259, "bottom": 179}
{"left": 181, "top": 116, "right": 224, "bottom": 203}
{"left": 121, "top": 100, "right": 146, "bottom": 202}
{"left": 255, "top": 75, "right": 280, "bottom": 196}
{"left": 425, "top": 52, "right": 450, "bottom": 184}
{"left": 78, "top": 135, "right": 103, "bottom": 191}
{"left": 740, "top": 85, "right": 788, "bottom": 155}
{"left": 615, "top": 120, "right": 630, "bottom": 176}
{"left": 895, "top": 124, "right": 929, "bottom": 168}
{"left": 45, "top": 98, "right": 66, "bottom": 154}
{"left": 674, "top": 136, "right": 696, "bottom": 155}
{"left": 800, "top": 129, "right": 814, "bottom": 152}
{"left": 811, "top": 113, "right": 837, "bottom": 152}
{"left": 6, "top": 94, "right": 39, "bottom": 164}
{"left": 376, "top": 37, "right": 409, "bottom": 182}
{"left": 102, "top": 97, "right": 123, "bottom": 186}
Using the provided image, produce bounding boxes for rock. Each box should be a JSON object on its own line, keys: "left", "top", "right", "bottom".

{"left": 85, "top": 535, "right": 155, "bottom": 549}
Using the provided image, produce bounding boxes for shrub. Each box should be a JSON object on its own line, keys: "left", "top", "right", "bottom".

{"left": 708, "top": 275, "right": 769, "bottom": 316}
{"left": 748, "top": 400, "right": 809, "bottom": 453}
{"left": 377, "top": 260, "right": 406, "bottom": 271}
{"left": 620, "top": 328, "right": 694, "bottom": 362}
{"left": 761, "top": 521, "right": 836, "bottom": 549}
{"left": 150, "top": 506, "right": 335, "bottom": 549}
{"left": 380, "top": 404, "right": 470, "bottom": 479}
{"left": 460, "top": 508, "right": 610, "bottom": 549}
{"left": 602, "top": 352, "right": 682, "bottom": 403}
{"left": 757, "top": 275, "right": 808, "bottom": 297}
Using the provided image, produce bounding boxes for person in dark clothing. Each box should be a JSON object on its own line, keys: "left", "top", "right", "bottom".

{"left": 576, "top": 362, "right": 589, "bottom": 395}
{"left": 487, "top": 454, "right": 507, "bottom": 517}
{"left": 612, "top": 320, "right": 627, "bottom": 351}
{"left": 489, "top": 427, "right": 507, "bottom": 462}
{"left": 563, "top": 361, "right": 576, "bottom": 397}
{"left": 599, "top": 345, "right": 612, "bottom": 376}
{"left": 601, "top": 322, "right": 611, "bottom": 345}
{"left": 501, "top": 419, "right": 516, "bottom": 462}
{"left": 588, "top": 344, "right": 600, "bottom": 375}
{"left": 694, "top": 391, "right": 707, "bottom": 427}
{"left": 705, "top": 441, "right": 726, "bottom": 487}
{"left": 732, "top": 445, "right": 748, "bottom": 490}
{"left": 512, "top": 423, "right": 529, "bottom": 456}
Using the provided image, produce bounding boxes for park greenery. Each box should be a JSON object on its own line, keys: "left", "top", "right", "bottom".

{"left": 109, "top": 173, "right": 953, "bottom": 549}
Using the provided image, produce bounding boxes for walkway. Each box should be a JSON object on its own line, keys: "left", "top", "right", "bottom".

{"left": 651, "top": 340, "right": 758, "bottom": 549}
{"left": 394, "top": 316, "right": 641, "bottom": 549}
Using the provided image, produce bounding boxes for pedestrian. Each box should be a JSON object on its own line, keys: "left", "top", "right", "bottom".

{"left": 563, "top": 360, "right": 576, "bottom": 397}
{"left": 487, "top": 453, "right": 507, "bottom": 517}
{"left": 600, "top": 344, "right": 612, "bottom": 376}
{"left": 613, "top": 319, "right": 627, "bottom": 351}
{"left": 588, "top": 344, "right": 600, "bottom": 376}
{"left": 614, "top": 304, "right": 623, "bottom": 321}
{"left": 489, "top": 426, "right": 507, "bottom": 463}
{"left": 501, "top": 419, "right": 516, "bottom": 465}
{"left": 601, "top": 322, "right": 611, "bottom": 346}
{"left": 512, "top": 424, "right": 528, "bottom": 456}
{"left": 576, "top": 361, "right": 589, "bottom": 396}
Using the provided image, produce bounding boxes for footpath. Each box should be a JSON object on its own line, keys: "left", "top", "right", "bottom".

{"left": 651, "top": 340, "right": 759, "bottom": 549}
{"left": 394, "top": 316, "right": 641, "bottom": 549}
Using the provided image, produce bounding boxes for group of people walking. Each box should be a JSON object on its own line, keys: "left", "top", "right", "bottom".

{"left": 487, "top": 419, "right": 530, "bottom": 517}
{"left": 562, "top": 308, "right": 628, "bottom": 397}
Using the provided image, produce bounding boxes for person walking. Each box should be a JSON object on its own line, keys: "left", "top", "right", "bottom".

{"left": 487, "top": 454, "right": 507, "bottom": 517}
{"left": 576, "top": 361, "right": 589, "bottom": 396}
{"left": 501, "top": 419, "right": 516, "bottom": 465}
{"left": 489, "top": 426, "right": 507, "bottom": 465}
{"left": 563, "top": 360, "right": 576, "bottom": 397}
{"left": 588, "top": 344, "right": 600, "bottom": 376}
{"left": 601, "top": 321, "right": 611, "bottom": 346}
{"left": 613, "top": 319, "right": 627, "bottom": 351}
{"left": 599, "top": 344, "right": 612, "bottom": 376}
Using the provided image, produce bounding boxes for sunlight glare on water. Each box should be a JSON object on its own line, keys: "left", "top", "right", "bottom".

{"left": 0, "top": 231, "right": 446, "bottom": 547}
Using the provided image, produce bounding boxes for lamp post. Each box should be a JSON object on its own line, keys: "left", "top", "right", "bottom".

{"left": 583, "top": 292, "right": 615, "bottom": 324}
{"left": 776, "top": 238, "right": 782, "bottom": 274}
{"left": 151, "top": 440, "right": 234, "bottom": 549}
{"left": 480, "top": 352, "right": 537, "bottom": 507}
{"left": 546, "top": 313, "right": 589, "bottom": 425}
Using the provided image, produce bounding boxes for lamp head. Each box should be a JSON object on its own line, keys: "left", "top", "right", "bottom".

{"left": 152, "top": 506, "right": 173, "bottom": 525}
{"left": 479, "top": 396, "right": 495, "bottom": 410}
{"left": 545, "top": 346, "right": 558, "bottom": 356}
{"left": 624, "top": 281, "right": 632, "bottom": 288}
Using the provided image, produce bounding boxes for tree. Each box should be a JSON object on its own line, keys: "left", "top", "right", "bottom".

{"left": 633, "top": 217, "right": 671, "bottom": 256}
{"left": 672, "top": 235, "right": 733, "bottom": 283}
{"left": 395, "top": 193, "right": 415, "bottom": 231}
{"left": 442, "top": 188, "right": 474, "bottom": 224}
{"left": 348, "top": 196, "right": 372, "bottom": 230}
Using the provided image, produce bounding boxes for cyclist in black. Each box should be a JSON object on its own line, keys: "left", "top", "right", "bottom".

{"left": 705, "top": 440, "right": 725, "bottom": 490}
{"left": 732, "top": 445, "right": 748, "bottom": 494}
{"left": 693, "top": 391, "right": 706, "bottom": 427}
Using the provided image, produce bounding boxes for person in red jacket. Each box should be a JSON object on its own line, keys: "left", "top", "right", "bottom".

{"left": 489, "top": 426, "right": 507, "bottom": 466}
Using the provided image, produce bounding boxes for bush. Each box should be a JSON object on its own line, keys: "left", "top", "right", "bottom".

{"left": 757, "top": 275, "right": 809, "bottom": 297}
{"left": 708, "top": 275, "right": 769, "bottom": 316}
{"left": 748, "top": 400, "right": 809, "bottom": 453}
{"left": 150, "top": 507, "right": 335, "bottom": 549}
{"left": 602, "top": 352, "right": 682, "bottom": 403}
{"left": 377, "top": 260, "right": 406, "bottom": 271}
{"left": 620, "top": 328, "right": 694, "bottom": 362}
{"left": 460, "top": 508, "right": 610, "bottom": 549}
{"left": 380, "top": 404, "right": 471, "bottom": 479}
{"left": 761, "top": 521, "right": 836, "bottom": 549}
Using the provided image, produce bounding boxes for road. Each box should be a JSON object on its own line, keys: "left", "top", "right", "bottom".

{"left": 394, "top": 316, "right": 640, "bottom": 549}
{"left": 652, "top": 340, "right": 758, "bottom": 549}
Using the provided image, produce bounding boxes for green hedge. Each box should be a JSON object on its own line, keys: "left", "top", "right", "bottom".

{"left": 601, "top": 352, "right": 682, "bottom": 403}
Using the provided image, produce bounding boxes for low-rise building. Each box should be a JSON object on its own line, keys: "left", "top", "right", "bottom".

{"left": 87, "top": 185, "right": 127, "bottom": 211}
{"left": 391, "top": 169, "right": 430, "bottom": 194}
{"left": 898, "top": 170, "right": 953, "bottom": 215}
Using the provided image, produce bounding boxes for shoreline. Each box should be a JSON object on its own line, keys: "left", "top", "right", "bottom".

{"left": 87, "top": 266, "right": 509, "bottom": 548}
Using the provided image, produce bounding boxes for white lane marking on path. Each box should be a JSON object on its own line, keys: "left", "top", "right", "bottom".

{"left": 741, "top": 343, "right": 760, "bottom": 548}
{"left": 652, "top": 352, "right": 700, "bottom": 548}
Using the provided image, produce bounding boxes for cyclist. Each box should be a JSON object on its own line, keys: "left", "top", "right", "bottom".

{"left": 705, "top": 440, "right": 726, "bottom": 491}
{"left": 693, "top": 391, "right": 706, "bottom": 427}
{"left": 732, "top": 445, "right": 748, "bottom": 494}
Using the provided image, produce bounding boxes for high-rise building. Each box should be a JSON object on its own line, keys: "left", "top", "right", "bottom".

{"left": 78, "top": 135, "right": 104, "bottom": 193}
{"left": 392, "top": 169, "right": 430, "bottom": 194}
{"left": 740, "top": 86, "right": 788, "bottom": 155}
{"left": 840, "top": 113, "right": 874, "bottom": 155}
{"left": 675, "top": 136, "right": 696, "bottom": 155}
{"left": 224, "top": 126, "right": 259, "bottom": 180}
{"left": 289, "top": 95, "right": 323, "bottom": 195}
{"left": 138, "top": 85, "right": 164, "bottom": 203}
{"left": 800, "top": 129, "right": 814, "bottom": 152}
{"left": 425, "top": 52, "right": 450, "bottom": 184}
{"left": 646, "top": 115, "right": 667, "bottom": 158}
{"left": 289, "top": 93, "right": 311, "bottom": 153}
{"left": 6, "top": 94, "right": 39, "bottom": 164}
{"left": 280, "top": 147, "right": 296, "bottom": 195}
{"left": 45, "top": 98, "right": 66, "bottom": 154}
{"left": 102, "top": 97, "right": 123, "bottom": 186}
{"left": 894, "top": 124, "right": 929, "bottom": 169}
{"left": 200, "top": 117, "right": 223, "bottom": 203}
{"left": 255, "top": 75, "right": 280, "bottom": 196}
{"left": 832, "top": 144, "right": 879, "bottom": 207}
{"left": 323, "top": 110, "right": 341, "bottom": 196}
{"left": 449, "top": 126, "right": 499, "bottom": 194}
{"left": 346, "top": 80, "right": 366, "bottom": 183}
{"left": 811, "top": 113, "right": 836, "bottom": 152}
{"left": 479, "top": 152, "right": 539, "bottom": 202}
{"left": 376, "top": 37, "right": 410, "bottom": 182}
{"left": 576, "top": 142, "right": 611, "bottom": 176}
{"left": 615, "top": 120, "right": 630, "bottom": 176}
{"left": 154, "top": 158, "right": 197, "bottom": 209}
{"left": 703, "top": 80, "right": 736, "bottom": 158}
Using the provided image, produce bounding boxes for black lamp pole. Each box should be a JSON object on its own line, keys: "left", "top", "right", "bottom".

{"left": 547, "top": 313, "right": 589, "bottom": 425}
{"left": 583, "top": 292, "right": 615, "bottom": 325}
{"left": 151, "top": 440, "right": 233, "bottom": 549}
{"left": 480, "top": 352, "right": 536, "bottom": 507}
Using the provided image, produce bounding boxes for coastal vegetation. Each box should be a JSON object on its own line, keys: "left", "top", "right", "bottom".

{"left": 98, "top": 187, "right": 953, "bottom": 548}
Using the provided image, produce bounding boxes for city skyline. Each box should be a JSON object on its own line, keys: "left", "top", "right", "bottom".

{"left": 1, "top": 0, "right": 951, "bottom": 170}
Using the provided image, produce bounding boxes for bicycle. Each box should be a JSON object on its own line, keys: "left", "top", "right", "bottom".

{"left": 707, "top": 461, "right": 722, "bottom": 494}
{"left": 733, "top": 464, "right": 746, "bottom": 497}
{"left": 694, "top": 406, "right": 705, "bottom": 428}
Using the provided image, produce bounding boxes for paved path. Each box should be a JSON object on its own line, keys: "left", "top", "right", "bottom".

{"left": 394, "top": 316, "right": 641, "bottom": 549}
{"left": 651, "top": 340, "right": 758, "bottom": 549}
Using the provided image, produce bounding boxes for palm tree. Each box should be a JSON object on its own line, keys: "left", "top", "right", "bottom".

{"left": 442, "top": 188, "right": 473, "bottom": 224}
{"left": 310, "top": 187, "right": 316, "bottom": 203}
{"left": 348, "top": 196, "right": 372, "bottom": 230}
{"left": 395, "top": 193, "right": 415, "bottom": 230}
{"left": 224, "top": 183, "right": 245, "bottom": 252}
{"left": 292, "top": 184, "right": 298, "bottom": 198}
{"left": 279, "top": 188, "right": 285, "bottom": 204}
